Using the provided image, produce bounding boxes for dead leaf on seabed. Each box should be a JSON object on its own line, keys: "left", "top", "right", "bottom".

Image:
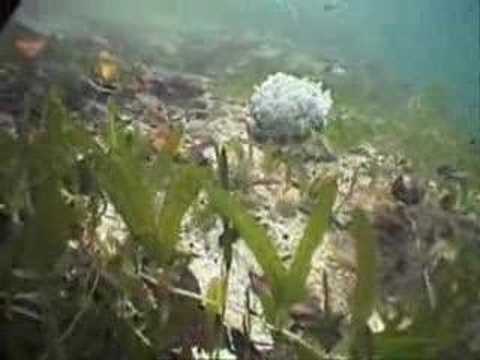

{"left": 15, "top": 36, "right": 48, "bottom": 61}
{"left": 94, "top": 50, "right": 121, "bottom": 86}
{"left": 149, "top": 124, "right": 182, "bottom": 156}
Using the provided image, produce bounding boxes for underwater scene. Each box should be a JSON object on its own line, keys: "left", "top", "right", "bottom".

{"left": 0, "top": 1, "right": 479, "bottom": 359}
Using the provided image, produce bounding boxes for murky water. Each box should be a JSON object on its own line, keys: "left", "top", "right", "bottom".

{"left": 0, "top": 2, "right": 479, "bottom": 359}
{"left": 13, "top": 1, "right": 480, "bottom": 130}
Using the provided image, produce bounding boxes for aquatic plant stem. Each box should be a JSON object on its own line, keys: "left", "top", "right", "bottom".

{"left": 173, "top": 288, "right": 346, "bottom": 360}
{"left": 140, "top": 272, "right": 346, "bottom": 360}
{"left": 269, "top": 324, "right": 348, "bottom": 360}
{"left": 58, "top": 269, "right": 101, "bottom": 343}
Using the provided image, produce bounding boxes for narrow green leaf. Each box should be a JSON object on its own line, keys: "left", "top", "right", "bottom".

{"left": 19, "top": 178, "right": 76, "bottom": 273}
{"left": 155, "top": 165, "right": 202, "bottom": 264}
{"left": 350, "top": 209, "right": 377, "bottom": 325}
{"left": 95, "top": 150, "right": 157, "bottom": 241}
{"left": 208, "top": 186, "right": 287, "bottom": 290}
{"left": 205, "top": 276, "right": 227, "bottom": 317}
{"left": 44, "top": 91, "right": 67, "bottom": 144}
{"left": 217, "top": 146, "right": 230, "bottom": 190}
{"left": 0, "top": 132, "right": 19, "bottom": 164}
{"left": 0, "top": 133, "right": 22, "bottom": 210}
{"left": 106, "top": 101, "right": 119, "bottom": 150}
{"left": 0, "top": 218, "right": 19, "bottom": 283}
{"left": 287, "top": 179, "right": 337, "bottom": 302}
{"left": 349, "top": 209, "right": 377, "bottom": 359}
{"left": 261, "top": 145, "right": 282, "bottom": 175}
{"left": 296, "top": 344, "right": 327, "bottom": 360}
{"left": 373, "top": 335, "right": 438, "bottom": 360}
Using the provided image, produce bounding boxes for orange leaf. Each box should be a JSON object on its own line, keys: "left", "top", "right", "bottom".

{"left": 15, "top": 37, "right": 47, "bottom": 60}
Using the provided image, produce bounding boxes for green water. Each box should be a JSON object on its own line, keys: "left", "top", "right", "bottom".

{"left": 12, "top": 0, "right": 478, "bottom": 163}
{"left": 16, "top": 0, "right": 479, "bottom": 133}
{"left": 0, "top": 2, "right": 479, "bottom": 359}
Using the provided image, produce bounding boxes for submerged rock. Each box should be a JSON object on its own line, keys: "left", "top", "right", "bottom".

{"left": 0, "top": 111, "right": 15, "bottom": 135}
{"left": 325, "top": 61, "right": 347, "bottom": 76}
{"left": 94, "top": 50, "right": 121, "bottom": 87}
{"left": 436, "top": 164, "right": 469, "bottom": 183}
{"left": 391, "top": 174, "right": 425, "bottom": 205}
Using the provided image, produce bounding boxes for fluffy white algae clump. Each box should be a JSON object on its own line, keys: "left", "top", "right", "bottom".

{"left": 249, "top": 72, "right": 333, "bottom": 142}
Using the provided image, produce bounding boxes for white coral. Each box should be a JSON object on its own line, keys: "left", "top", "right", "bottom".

{"left": 249, "top": 72, "right": 333, "bottom": 142}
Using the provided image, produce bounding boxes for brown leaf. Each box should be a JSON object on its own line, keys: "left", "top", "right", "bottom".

{"left": 15, "top": 37, "right": 47, "bottom": 60}
{"left": 94, "top": 51, "right": 121, "bottom": 85}
{"left": 248, "top": 271, "right": 273, "bottom": 299}
{"left": 150, "top": 125, "right": 182, "bottom": 155}
{"left": 289, "top": 300, "right": 322, "bottom": 328}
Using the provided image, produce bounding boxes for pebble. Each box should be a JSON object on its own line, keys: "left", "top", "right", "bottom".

{"left": 391, "top": 174, "right": 425, "bottom": 205}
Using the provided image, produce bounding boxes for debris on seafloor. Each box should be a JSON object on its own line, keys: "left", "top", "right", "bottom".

{"left": 324, "top": 61, "right": 347, "bottom": 76}
{"left": 436, "top": 164, "right": 469, "bottom": 183}
{"left": 391, "top": 173, "right": 425, "bottom": 205}
{"left": 14, "top": 36, "right": 48, "bottom": 61}
{"left": 139, "top": 71, "right": 209, "bottom": 108}
{"left": 149, "top": 124, "right": 183, "bottom": 155}
{"left": 94, "top": 50, "right": 121, "bottom": 87}
{"left": 373, "top": 201, "right": 479, "bottom": 304}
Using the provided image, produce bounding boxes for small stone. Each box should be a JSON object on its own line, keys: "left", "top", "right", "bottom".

{"left": 189, "top": 109, "right": 209, "bottom": 120}
{"left": 391, "top": 174, "right": 424, "bottom": 205}
{"left": 351, "top": 143, "right": 377, "bottom": 158}
{"left": 94, "top": 51, "right": 121, "bottom": 87}
{"left": 0, "top": 112, "right": 15, "bottom": 134}
{"left": 191, "top": 98, "right": 208, "bottom": 110}
{"left": 368, "top": 310, "right": 386, "bottom": 333}
{"left": 396, "top": 156, "right": 413, "bottom": 171}
{"left": 439, "top": 190, "right": 457, "bottom": 211}
{"left": 282, "top": 187, "right": 301, "bottom": 205}
{"left": 437, "top": 164, "right": 469, "bottom": 183}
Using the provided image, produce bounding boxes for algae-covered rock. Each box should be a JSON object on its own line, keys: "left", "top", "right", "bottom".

{"left": 249, "top": 72, "right": 333, "bottom": 142}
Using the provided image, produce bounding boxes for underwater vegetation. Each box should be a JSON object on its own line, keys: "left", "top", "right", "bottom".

{"left": 322, "top": 77, "right": 480, "bottom": 188}
{"left": 0, "top": 92, "right": 479, "bottom": 360}
{"left": 0, "top": 6, "right": 479, "bottom": 359}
